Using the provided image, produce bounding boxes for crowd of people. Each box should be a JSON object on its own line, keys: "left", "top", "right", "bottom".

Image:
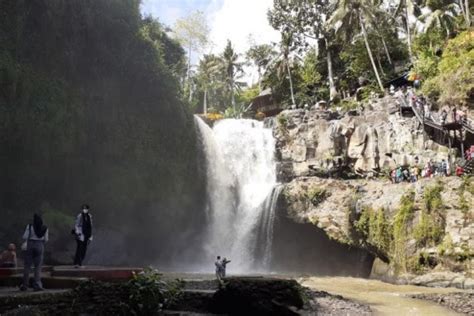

{"left": 0, "top": 205, "right": 93, "bottom": 292}
{"left": 393, "top": 86, "right": 470, "bottom": 128}
{"left": 390, "top": 158, "right": 466, "bottom": 184}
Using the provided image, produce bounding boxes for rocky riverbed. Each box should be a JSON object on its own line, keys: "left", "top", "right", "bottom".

{"left": 409, "top": 292, "right": 474, "bottom": 315}
{"left": 0, "top": 276, "right": 372, "bottom": 315}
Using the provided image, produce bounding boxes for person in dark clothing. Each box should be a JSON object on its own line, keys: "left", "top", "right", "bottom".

{"left": 221, "top": 257, "right": 231, "bottom": 277}
{"left": 74, "top": 204, "right": 93, "bottom": 268}
{"left": 20, "top": 214, "right": 48, "bottom": 291}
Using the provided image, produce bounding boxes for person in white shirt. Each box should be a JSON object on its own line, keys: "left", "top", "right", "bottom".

{"left": 74, "top": 204, "right": 93, "bottom": 268}
{"left": 20, "top": 214, "right": 48, "bottom": 291}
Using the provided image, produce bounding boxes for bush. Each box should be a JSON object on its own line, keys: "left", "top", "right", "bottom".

{"left": 306, "top": 187, "right": 330, "bottom": 206}
{"left": 421, "top": 30, "right": 474, "bottom": 107}
{"left": 354, "top": 207, "right": 391, "bottom": 255}
{"left": 391, "top": 191, "right": 416, "bottom": 273}
{"left": 413, "top": 184, "right": 445, "bottom": 247}
{"left": 128, "top": 268, "right": 184, "bottom": 314}
{"left": 277, "top": 113, "right": 288, "bottom": 128}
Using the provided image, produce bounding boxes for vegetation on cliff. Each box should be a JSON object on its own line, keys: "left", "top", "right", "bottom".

{"left": 350, "top": 179, "right": 472, "bottom": 275}
{"left": 0, "top": 0, "right": 206, "bottom": 264}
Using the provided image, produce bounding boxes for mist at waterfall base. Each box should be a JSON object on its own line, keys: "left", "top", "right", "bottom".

{"left": 189, "top": 117, "right": 373, "bottom": 276}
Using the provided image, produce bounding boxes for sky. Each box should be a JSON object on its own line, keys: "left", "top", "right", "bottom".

{"left": 140, "top": 0, "right": 281, "bottom": 84}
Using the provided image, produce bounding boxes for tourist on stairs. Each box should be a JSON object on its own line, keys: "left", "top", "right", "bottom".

{"left": 74, "top": 204, "right": 93, "bottom": 268}
{"left": 455, "top": 164, "right": 464, "bottom": 177}
{"left": 20, "top": 214, "right": 48, "bottom": 291}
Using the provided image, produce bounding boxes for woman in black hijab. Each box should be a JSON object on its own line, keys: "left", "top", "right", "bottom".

{"left": 20, "top": 213, "right": 49, "bottom": 291}
{"left": 32, "top": 214, "right": 47, "bottom": 239}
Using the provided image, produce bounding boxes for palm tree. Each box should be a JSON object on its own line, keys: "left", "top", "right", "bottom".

{"left": 392, "top": 0, "right": 423, "bottom": 61}
{"left": 328, "top": 0, "right": 385, "bottom": 92}
{"left": 197, "top": 54, "right": 221, "bottom": 114}
{"left": 420, "top": 0, "right": 458, "bottom": 37}
{"left": 246, "top": 44, "right": 277, "bottom": 92}
{"left": 272, "top": 32, "right": 296, "bottom": 107}
{"left": 221, "top": 40, "right": 244, "bottom": 110}
{"left": 457, "top": 0, "right": 471, "bottom": 27}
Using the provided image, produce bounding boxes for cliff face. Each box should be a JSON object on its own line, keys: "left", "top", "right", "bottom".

{"left": 269, "top": 96, "right": 474, "bottom": 288}
{"left": 271, "top": 96, "right": 450, "bottom": 181}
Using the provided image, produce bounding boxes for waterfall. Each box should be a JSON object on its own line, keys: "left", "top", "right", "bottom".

{"left": 259, "top": 185, "right": 283, "bottom": 269}
{"left": 194, "top": 116, "right": 277, "bottom": 272}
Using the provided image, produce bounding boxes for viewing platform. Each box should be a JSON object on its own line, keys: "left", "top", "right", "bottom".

{"left": 0, "top": 266, "right": 143, "bottom": 290}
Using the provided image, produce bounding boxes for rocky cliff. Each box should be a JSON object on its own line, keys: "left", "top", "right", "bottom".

{"left": 269, "top": 96, "right": 473, "bottom": 289}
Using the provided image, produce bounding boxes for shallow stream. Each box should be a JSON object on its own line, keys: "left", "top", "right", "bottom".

{"left": 302, "top": 276, "right": 464, "bottom": 316}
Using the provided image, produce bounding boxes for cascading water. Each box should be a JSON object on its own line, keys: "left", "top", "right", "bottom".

{"left": 194, "top": 116, "right": 278, "bottom": 272}
{"left": 258, "top": 185, "right": 283, "bottom": 269}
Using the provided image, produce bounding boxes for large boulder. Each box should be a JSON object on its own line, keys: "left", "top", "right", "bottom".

{"left": 210, "top": 277, "right": 305, "bottom": 315}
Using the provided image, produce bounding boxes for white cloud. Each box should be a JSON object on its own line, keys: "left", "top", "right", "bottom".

{"left": 205, "top": 0, "right": 280, "bottom": 85}
{"left": 207, "top": 0, "right": 279, "bottom": 52}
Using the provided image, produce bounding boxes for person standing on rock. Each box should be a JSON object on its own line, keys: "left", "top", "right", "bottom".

{"left": 74, "top": 204, "right": 93, "bottom": 268}
{"left": 20, "top": 214, "right": 48, "bottom": 291}
{"left": 221, "top": 257, "right": 231, "bottom": 277}
{"left": 215, "top": 256, "right": 223, "bottom": 281}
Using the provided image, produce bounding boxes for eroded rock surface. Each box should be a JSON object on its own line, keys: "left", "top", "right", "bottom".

{"left": 270, "top": 96, "right": 473, "bottom": 288}
{"left": 270, "top": 96, "right": 451, "bottom": 180}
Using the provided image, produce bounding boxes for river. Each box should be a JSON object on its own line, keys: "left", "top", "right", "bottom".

{"left": 302, "top": 276, "right": 464, "bottom": 315}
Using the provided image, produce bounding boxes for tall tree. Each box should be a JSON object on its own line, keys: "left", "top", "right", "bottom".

{"left": 392, "top": 0, "right": 423, "bottom": 61}
{"left": 457, "top": 0, "right": 471, "bottom": 27}
{"left": 221, "top": 40, "right": 244, "bottom": 110}
{"left": 328, "top": 0, "right": 385, "bottom": 92}
{"left": 196, "top": 54, "right": 221, "bottom": 114}
{"left": 269, "top": 0, "right": 340, "bottom": 100}
{"left": 420, "top": 0, "right": 458, "bottom": 37}
{"left": 173, "top": 11, "right": 210, "bottom": 100}
{"left": 278, "top": 32, "right": 297, "bottom": 107}
{"left": 246, "top": 43, "right": 277, "bottom": 92}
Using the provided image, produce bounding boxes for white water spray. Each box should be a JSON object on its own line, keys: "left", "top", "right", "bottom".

{"left": 194, "top": 117, "right": 278, "bottom": 272}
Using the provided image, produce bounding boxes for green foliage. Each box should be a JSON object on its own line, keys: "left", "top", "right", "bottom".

{"left": 296, "top": 52, "right": 324, "bottom": 104}
{"left": 237, "top": 85, "right": 260, "bottom": 107}
{"left": 391, "top": 191, "right": 416, "bottom": 273}
{"left": 413, "top": 210, "right": 444, "bottom": 247}
{"left": 423, "top": 183, "right": 444, "bottom": 213}
{"left": 339, "top": 99, "right": 359, "bottom": 111}
{"left": 459, "top": 176, "right": 473, "bottom": 222}
{"left": 0, "top": 0, "right": 206, "bottom": 263}
{"left": 70, "top": 272, "right": 183, "bottom": 315}
{"left": 413, "top": 30, "right": 444, "bottom": 84}
{"left": 437, "top": 234, "right": 455, "bottom": 256}
{"left": 223, "top": 104, "right": 246, "bottom": 118}
{"left": 173, "top": 10, "right": 209, "bottom": 55}
{"left": 354, "top": 207, "right": 391, "bottom": 254}
{"left": 306, "top": 187, "right": 331, "bottom": 207}
{"left": 421, "top": 30, "right": 474, "bottom": 107}
{"left": 277, "top": 113, "right": 288, "bottom": 130}
{"left": 128, "top": 268, "right": 184, "bottom": 314}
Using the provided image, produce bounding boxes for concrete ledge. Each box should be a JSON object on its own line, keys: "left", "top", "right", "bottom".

{"left": 0, "top": 276, "right": 88, "bottom": 289}
{"left": 0, "top": 266, "right": 53, "bottom": 277}
{"left": 51, "top": 266, "right": 143, "bottom": 280}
